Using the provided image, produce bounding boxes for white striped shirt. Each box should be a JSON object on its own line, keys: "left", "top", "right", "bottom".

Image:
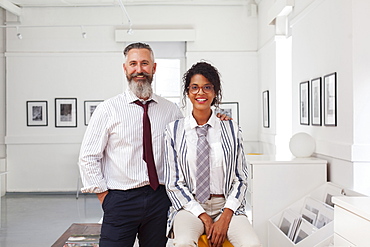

{"left": 79, "top": 89, "right": 183, "bottom": 193}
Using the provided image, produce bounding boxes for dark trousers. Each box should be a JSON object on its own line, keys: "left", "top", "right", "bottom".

{"left": 99, "top": 185, "right": 171, "bottom": 247}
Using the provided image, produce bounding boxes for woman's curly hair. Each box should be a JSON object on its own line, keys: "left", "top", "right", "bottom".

{"left": 182, "top": 61, "right": 222, "bottom": 108}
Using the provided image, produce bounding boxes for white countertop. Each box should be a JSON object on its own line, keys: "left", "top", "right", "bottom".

{"left": 332, "top": 196, "right": 370, "bottom": 221}
{"left": 246, "top": 154, "right": 327, "bottom": 164}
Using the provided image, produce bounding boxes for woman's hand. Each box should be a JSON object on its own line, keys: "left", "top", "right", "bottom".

{"left": 198, "top": 212, "right": 214, "bottom": 245}
{"left": 208, "top": 208, "right": 233, "bottom": 247}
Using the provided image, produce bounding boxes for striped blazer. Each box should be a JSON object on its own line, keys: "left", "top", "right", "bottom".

{"left": 164, "top": 117, "right": 249, "bottom": 236}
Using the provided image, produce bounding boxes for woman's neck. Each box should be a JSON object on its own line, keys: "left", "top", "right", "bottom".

{"left": 192, "top": 108, "right": 212, "bottom": 125}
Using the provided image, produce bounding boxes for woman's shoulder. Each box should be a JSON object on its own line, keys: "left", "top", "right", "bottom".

{"left": 219, "top": 119, "right": 239, "bottom": 129}
{"left": 166, "top": 117, "right": 186, "bottom": 131}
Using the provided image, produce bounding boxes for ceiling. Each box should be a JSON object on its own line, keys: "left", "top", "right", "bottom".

{"left": 1, "top": 0, "right": 252, "bottom": 18}
{"left": 8, "top": 0, "right": 250, "bottom": 7}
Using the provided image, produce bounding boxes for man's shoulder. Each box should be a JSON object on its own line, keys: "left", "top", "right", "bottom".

{"left": 153, "top": 94, "right": 175, "bottom": 105}
{"left": 152, "top": 94, "right": 182, "bottom": 112}
{"left": 103, "top": 93, "right": 127, "bottom": 105}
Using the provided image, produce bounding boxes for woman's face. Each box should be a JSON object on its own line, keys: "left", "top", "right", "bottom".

{"left": 187, "top": 74, "right": 216, "bottom": 111}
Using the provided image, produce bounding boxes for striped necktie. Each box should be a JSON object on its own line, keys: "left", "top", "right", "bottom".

{"left": 195, "top": 124, "right": 210, "bottom": 203}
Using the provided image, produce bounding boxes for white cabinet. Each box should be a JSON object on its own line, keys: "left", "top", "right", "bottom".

{"left": 246, "top": 155, "right": 327, "bottom": 247}
{"left": 333, "top": 196, "right": 370, "bottom": 246}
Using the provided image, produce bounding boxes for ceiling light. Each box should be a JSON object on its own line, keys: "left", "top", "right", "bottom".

{"left": 80, "top": 26, "right": 87, "bottom": 38}
{"left": 118, "top": 0, "right": 133, "bottom": 34}
{"left": 16, "top": 26, "right": 22, "bottom": 39}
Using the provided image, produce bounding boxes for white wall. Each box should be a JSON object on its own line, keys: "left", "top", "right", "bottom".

{"left": 290, "top": 0, "right": 353, "bottom": 159}
{"left": 4, "top": 4, "right": 258, "bottom": 192}
{"left": 258, "top": 40, "right": 277, "bottom": 154}
{"left": 0, "top": 10, "right": 5, "bottom": 159}
{"left": 258, "top": 0, "right": 370, "bottom": 195}
{"left": 5, "top": 53, "right": 124, "bottom": 191}
{"left": 351, "top": 0, "right": 370, "bottom": 195}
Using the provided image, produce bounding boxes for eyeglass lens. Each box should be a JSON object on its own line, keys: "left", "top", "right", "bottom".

{"left": 189, "top": 85, "right": 214, "bottom": 94}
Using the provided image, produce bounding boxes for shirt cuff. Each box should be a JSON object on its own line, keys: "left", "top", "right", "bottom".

{"left": 183, "top": 200, "right": 206, "bottom": 218}
{"left": 81, "top": 184, "right": 108, "bottom": 194}
{"left": 224, "top": 197, "right": 240, "bottom": 213}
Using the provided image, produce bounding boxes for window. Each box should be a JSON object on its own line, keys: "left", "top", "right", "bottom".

{"left": 153, "top": 58, "right": 182, "bottom": 106}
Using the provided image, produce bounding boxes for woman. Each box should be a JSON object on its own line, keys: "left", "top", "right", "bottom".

{"left": 164, "top": 62, "right": 261, "bottom": 247}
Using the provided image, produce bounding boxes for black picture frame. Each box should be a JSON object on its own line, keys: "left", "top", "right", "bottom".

{"left": 311, "top": 77, "right": 322, "bottom": 126}
{"left": 300, "top": 81, "right": 310, "bottom": 125}
{"left": 84, "top": 100, "right": 103, "bottom": 125}
{"left": 26, "top": 101, "right": 48, "bottom": 126}
{"left": 324, "top": 72, "right": 337, "bottom": 126}
{"left": 215, "top": 102, "right": 239, "bottom": 124}
{"left": 262, "top": 90, "right": 270, "bottom": 128}
{"left": 55, "top": 98, "right": 77, "bottom": 127}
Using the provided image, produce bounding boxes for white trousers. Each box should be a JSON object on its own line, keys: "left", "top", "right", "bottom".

{"left": 172, "top": 197, "right": 261, "bottom": 247}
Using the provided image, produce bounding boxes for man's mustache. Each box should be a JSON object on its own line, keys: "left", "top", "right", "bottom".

{"left": 131, "top": 72, "right": 150, "bottom": 77}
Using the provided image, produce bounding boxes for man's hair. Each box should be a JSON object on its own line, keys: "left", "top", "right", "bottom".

{"left": 123, "top": 42, "right": 154, "bottom": 59}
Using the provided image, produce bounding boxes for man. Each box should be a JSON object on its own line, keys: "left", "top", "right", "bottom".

{"left": 78, "top": 42, "right": 183, "bottom": 247}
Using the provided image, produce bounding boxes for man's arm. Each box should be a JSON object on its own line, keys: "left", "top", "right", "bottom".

{"left": 78, "top": 104, "right": 109, "bottom": 194}
{"left": 216, "top": 113, "right": 232, "bottom": 121}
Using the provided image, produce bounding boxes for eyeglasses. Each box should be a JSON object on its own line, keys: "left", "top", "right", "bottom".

{"left": 188, "top": 84, "right": 214, "bottom": 94}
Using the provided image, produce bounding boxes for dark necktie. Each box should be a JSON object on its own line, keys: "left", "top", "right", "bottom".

{"left": 135, "top": 100, "right": 159, "bottom": 191}
{"left": 195, "top": 124, "right": 210, "bottom": 203}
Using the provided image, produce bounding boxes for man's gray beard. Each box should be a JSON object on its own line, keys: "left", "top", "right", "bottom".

{"left": 128, "top": 79, "right": 153, "bottom": 99}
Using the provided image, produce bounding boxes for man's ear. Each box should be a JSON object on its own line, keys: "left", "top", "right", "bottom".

{"left": 152, "top": 62, "right": 157, "bottom": 74}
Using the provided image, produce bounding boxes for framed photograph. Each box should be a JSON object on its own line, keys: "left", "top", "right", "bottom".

{"left": 301, "top": 207, "right": 317, "bottom": 225}
{"left": 278, "top": 208, "right": 300, "bottom": 238}
{"left": 323, "top": 185, "right": 344, "bottom": 207}
{"left": 55, "top": 98, "right": 77, "bottom": 127}
{"left": 300, "top": 81, "right": 310, "bottom": 125}
{"left": 311, "top": 77, "right": 322, "bottom": 126}
{"left": 324, "top": 72, "right": 337, "bottom": 126}
{"left": 316, "top": 205, "right": 334, "bottom": 229}
{"left": 293, "top": 219, "right": 317, "bottom": 244}
{"left": 215, "top": 102, "right": 239, "bottom": 124}
{"left": 262, "top": 90, "right": 269, "bottom": 128}
{"left": 84, "top": 100, "right": 103, "bottom": 125}
{"left": 26, "top": 101, "right": 48, "bottom": 126}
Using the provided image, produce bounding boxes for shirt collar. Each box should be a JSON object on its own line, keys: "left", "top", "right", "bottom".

{"left": 125, "top": 88, "right": 158, "bottom": 104}
{"left": 189, "top": 110, "right": 216, "bottom": 129}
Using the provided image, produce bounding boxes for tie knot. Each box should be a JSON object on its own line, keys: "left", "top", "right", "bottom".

{"left": 196, "top": 124, "right": 209, "bottom": 137}
{"left": 135, "top": 100, "right": 151, "bottom": 110}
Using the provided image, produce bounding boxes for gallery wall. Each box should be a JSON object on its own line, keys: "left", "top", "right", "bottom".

{"left": 258, "top": 0, "right": 370, "bottom": 195}
{"left": 0, "top": 10, "right": 5, "bottom": 159}
{"left": 4, "top": 4, "right": 259, "bottom": 192}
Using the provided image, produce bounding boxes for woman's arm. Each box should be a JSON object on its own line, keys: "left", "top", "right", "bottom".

{"left": 223, "top": 123, "right": 249, "bottom": 211}
{"left": 164, "top": 123, "right": 195, "bottom": 210}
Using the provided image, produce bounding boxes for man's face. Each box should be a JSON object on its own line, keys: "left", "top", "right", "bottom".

{"left": 123, "top": 48, "right": 156, "bottom": 84}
